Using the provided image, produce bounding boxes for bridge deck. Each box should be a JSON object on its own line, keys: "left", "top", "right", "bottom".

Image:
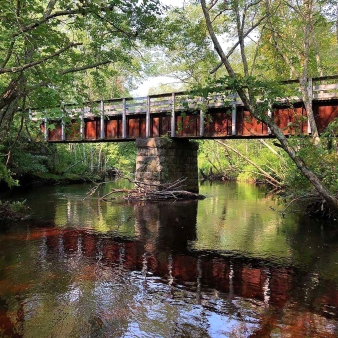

{"left": 34, "top": 77, "right": 338, "bottom": 142}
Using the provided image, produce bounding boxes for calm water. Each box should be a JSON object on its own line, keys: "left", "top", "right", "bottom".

{"left": 1, "top": 181, "right": 338, "bottom": 337}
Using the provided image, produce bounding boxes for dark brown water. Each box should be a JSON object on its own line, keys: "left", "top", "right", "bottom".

{"left": 1, "top": 181, "right": 338, "bottom": 337}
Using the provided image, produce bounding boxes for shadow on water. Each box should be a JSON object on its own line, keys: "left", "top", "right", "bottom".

{"left": 1, "top": 181, "right": 338, "bottom": 337}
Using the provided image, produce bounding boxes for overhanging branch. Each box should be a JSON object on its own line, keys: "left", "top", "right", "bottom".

{"left": 61, "top": 60, "right": 112, "bottom": 75}
{"left": 210, "top": 14, "right": 268, "bottom": 74}
{"left": 0, "top": 43, "right": 82, "bottom": 74}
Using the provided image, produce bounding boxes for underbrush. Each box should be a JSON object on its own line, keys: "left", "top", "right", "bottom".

{"left": 0, "top": 200, "right": 30, "bottom": 221}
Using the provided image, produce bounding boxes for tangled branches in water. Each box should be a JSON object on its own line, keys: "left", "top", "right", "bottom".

{"left": 84, "top": 177, "right": 205, "bottom": 202}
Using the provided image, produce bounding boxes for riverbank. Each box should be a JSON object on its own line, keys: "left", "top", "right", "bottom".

{"left": 0, "top": 172, "right": 103, "bottom": 222}
{"left": 0, "top": 200, "right": 30, "bottom": 222}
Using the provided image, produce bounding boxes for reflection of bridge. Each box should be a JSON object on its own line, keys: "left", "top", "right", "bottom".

{"left": 38, "top": 76, "right": 338, "bottom": 142}
{"left": 2, "top": 225, "right": 337, "bottom": 336}
{"left": 1, "top": 199, "right": 338, "bottom": 336}
{"left": 32, "top": 226, "right": 338, "bottom": 336}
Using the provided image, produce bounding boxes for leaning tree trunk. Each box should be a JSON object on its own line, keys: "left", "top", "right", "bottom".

{"left": 267, "top": 118, "right": 338, "bottom": 211}
{"left": 201, "top": 0, "right": 338, "bottom": 212}
{"left": 0, "top": 99, "right": 20, "bottom": 142}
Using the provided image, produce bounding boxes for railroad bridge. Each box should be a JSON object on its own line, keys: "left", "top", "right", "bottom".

{"left": 35, "top": 76, "right": 338, "bottom": 192}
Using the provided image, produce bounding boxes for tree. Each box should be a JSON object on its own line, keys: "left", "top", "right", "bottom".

{"left": 200, "top": 0, "right": 338, "bottom": 211}
{"left": 0, "top": 0, "right": 163, "bottom": 186}
{"left": 147, "top": 3, "right": 220, "bottom": 90}
{"left": 263, "top": 0, "right": 338, "bottom": 145}
{"left": 0, "top": 0, "right": 163, "bottom": 137}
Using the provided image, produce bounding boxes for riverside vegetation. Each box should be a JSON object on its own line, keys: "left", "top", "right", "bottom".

{"left": 1, "top": 0, "right": 338, "bottom": 220}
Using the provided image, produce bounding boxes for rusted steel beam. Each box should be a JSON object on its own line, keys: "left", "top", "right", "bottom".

{"left": 34, "top": 74, "right": 338, "bottom": 142}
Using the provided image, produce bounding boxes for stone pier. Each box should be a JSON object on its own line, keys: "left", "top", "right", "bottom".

{"left": 135, "top": 138, "right": 199, "bottom": 193}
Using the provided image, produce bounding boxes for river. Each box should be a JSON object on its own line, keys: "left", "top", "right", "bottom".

{"left": 0, "top": 181, "right": 338, "bottom": 337}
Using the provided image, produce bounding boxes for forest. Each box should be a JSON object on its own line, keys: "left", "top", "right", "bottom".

{"left": 1, "top": 0, "right": 338, "bottom": 219}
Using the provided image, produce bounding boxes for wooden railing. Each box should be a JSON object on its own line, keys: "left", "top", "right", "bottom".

{"left": 31, "top": 75, "right": 338, "bottom": 141}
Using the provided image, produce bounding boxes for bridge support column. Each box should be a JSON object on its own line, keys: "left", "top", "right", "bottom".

{"left": 135, "top": 138, "right": 199, "bottom": 193}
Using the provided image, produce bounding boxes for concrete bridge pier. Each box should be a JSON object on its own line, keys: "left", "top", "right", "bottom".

{"left": 135, "top": 138, "right": 199, "bottom": 193}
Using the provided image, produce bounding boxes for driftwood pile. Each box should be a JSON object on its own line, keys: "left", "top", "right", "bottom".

{"left": 87, "top": 177, "right": 205, "bottom": 202}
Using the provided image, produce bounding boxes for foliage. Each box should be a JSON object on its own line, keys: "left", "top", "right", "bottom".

{"left": 284, "top": 134, "right": 338, "bottom": 194}
{"left": 0, "top": 162, "right": 18, "bottom": 188}
{"left": 0, "top": 0, "right": 164, "bottom": 187}
{"left": 198, "top": 139, "right": 292, "bottom": 186}
{"left": 53, "top": 143, "right": 136, "bottom": 177}
{"left": 149, "top": 2, "right": 219, "bottom": 89}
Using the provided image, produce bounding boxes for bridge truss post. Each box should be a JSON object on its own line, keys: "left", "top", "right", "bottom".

{"left": 171, "top": 93, "right": 176, "bottom": 138}
{"left": 61, "top": 116, "right": 65, "bottom": 141}
{"left": 146, "top": 96, "right": 151, "bottom": 138}
{"left": 307, "top": 77, "right": 313, "bottom": 134}
{"left": 267, "top": 109, "right": 272, "bottom": 135}
{"left": 199, "top": 98, "right": 204, "bottom": 137}
{"left": 43, "top": 111, "right": 48, "bottom": 141}
{"left": 100, "top": 100, "right": 105, "bottom": 140}
{"left": 122, "top": 98, "right": 127, "bottom": 139}
{"left": 231, "top": 94, "right": 237, "bottom": 136}
{"left": 80, "top": 108, "right": 84, "bottom": 140}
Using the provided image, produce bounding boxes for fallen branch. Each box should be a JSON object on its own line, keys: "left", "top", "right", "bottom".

{"left": 101, "top": 189, "right": 205, "bottom": 202}
{"left": 97, "top": 177, "right": 205, "bottom": 202}
{"left": 277, "top": 193, "right": 338, "bottom": 220}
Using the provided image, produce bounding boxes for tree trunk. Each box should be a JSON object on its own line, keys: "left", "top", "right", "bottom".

{"left": 299, "top": 77, "right": 321, "bottom": 145}
{"left": 201, "top": 0, "right": 338, "bottom": 212}
{"left": 268, "top": 119, "right": 338, "bottom": 210}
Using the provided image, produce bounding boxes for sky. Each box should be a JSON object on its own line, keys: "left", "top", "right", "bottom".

{"left": 131, "top": 0, "right": 237, "bottom": 97}
{"left": 131, "top": 0, "right": 185, "bottom": 97}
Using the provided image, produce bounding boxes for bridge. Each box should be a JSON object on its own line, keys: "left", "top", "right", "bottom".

{"left": 38, "top": 76, "right": 338, "bottom": 142}
{"left": 33, "top": 75, "right": 338, "bottom": 193}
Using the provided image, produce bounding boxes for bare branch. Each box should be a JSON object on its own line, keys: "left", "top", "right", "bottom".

{"left": 13, "top": 3, "right": 117, "bottom": 38}
{"left": 211, "top": 8, "right": 230, "bottom": 23}
{"left": 210, "top": 14, "right": 268, "bottom": 74}
{"left": 209, "top": 0, "right": 219, "bottom": 10}
{"left": 93, "top": 12, "right": 135, "bottom": 39}
{"left": 43, "top": 0, "right": 58, "bottom": 18}
{"left": 215, "top": 140, "right": 282, "bottom": 187}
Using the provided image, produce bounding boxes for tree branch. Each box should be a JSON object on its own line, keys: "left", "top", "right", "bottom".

{"left": 13, "top": 9, "right": 82, "bottom": 37}
{"left": 61, "top": 60, "right": 112, "bottom": 75}
{"left": 0, "top": 43, "right": 82, "bottom": 74}
{"left": 43, "top": 0, "right": 58, "bottom": 18}
{"left": 201, "top": 0, "right": 251, "bottom": 108}
{"left": 210, "top": 14, "right": 268, "bottom": 74}
{"left": 13, "top": 3, "right": 117, "bottom": 38}
{"left": 1, "top": 40, "right": 15, "bottom": 69}
{"left": 216, "top": 140, "right": 282, "bottom": 186}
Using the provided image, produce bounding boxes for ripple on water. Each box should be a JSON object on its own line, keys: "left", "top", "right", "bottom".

{"left": 1, "top": 181, "right": 338, "bottom": 337}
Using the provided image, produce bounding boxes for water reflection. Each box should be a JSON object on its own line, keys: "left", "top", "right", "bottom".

{"left": 1, "top": 182, "right": 338, "bottom": 337}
